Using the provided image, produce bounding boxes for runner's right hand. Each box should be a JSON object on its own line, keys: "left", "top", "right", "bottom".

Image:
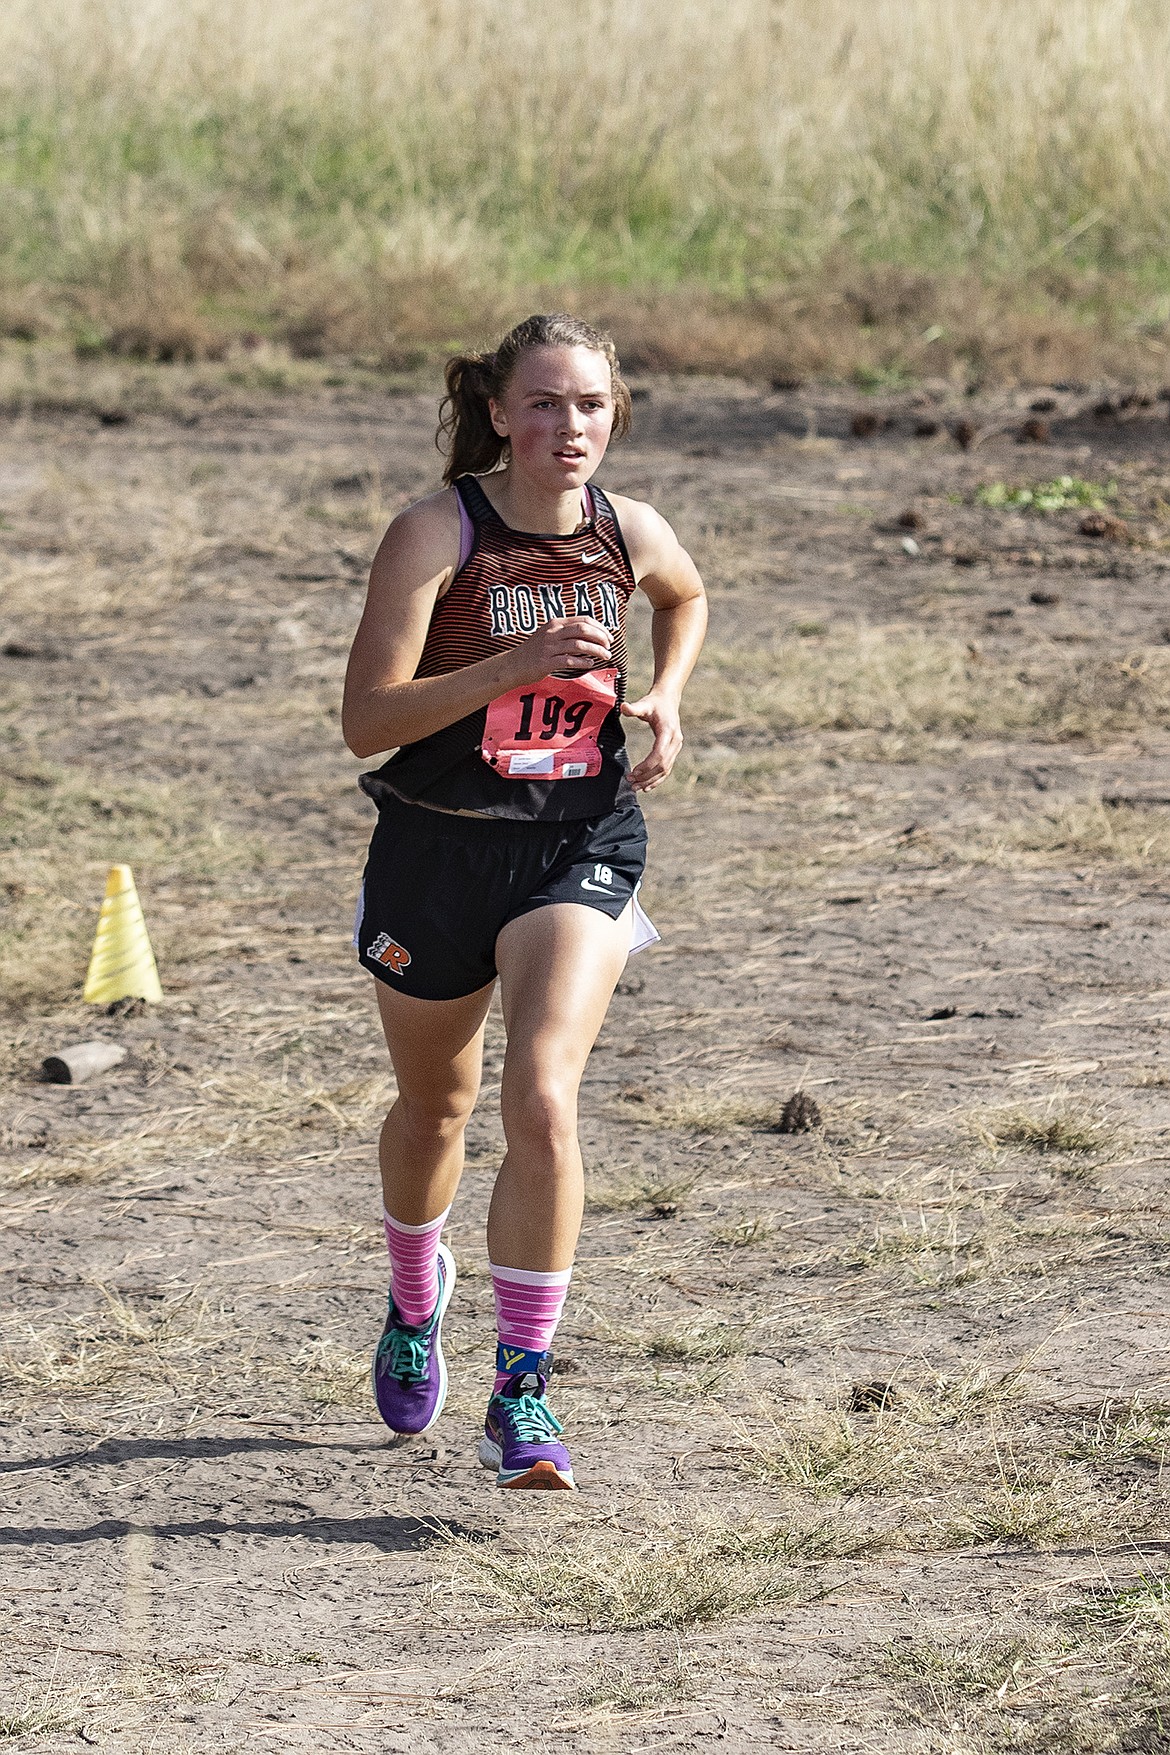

{"left": 508, "top": 616, "right": 612, "bottom": 683}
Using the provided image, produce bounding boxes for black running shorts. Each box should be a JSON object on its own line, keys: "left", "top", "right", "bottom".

{"left": 355, "top": 794, "right": 649, "bottom": 1001}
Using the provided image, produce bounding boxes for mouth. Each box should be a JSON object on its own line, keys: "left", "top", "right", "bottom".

{"left": 553, "top": 448, "right": 586, "bottom": 464}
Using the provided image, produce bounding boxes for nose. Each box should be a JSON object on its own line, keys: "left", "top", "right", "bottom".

{"left": 559, "top": 405, "right": 585, "bottom": 435}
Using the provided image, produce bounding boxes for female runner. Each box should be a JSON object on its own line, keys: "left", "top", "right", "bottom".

{"left": 343, "top": 313, "right": 706, "bottom": 1490}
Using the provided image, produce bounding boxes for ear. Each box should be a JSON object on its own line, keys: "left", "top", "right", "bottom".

{"left": 488, "top": 396, "right": 509, "bottom": 438}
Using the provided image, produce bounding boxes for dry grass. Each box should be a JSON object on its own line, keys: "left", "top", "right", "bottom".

{"left": 1, "top": 3, "right": 1170, "bottom": 373}
{"left": 584, "top": 1169, "right": 700, "bottom": 1214}
{"left": 961, "top": 1463, "right": 1118, "bottom": 1548}
{"left": 0, "top": 1289, "right": 378, "bottom": 1418}
{"left": 725, "top": 1370, "right": 1154, "bottom": 1561}
{"left": 1, "top": 1072, "right": 392, "bottom": 1189}
{"left": 1073, "top": 1400, "right": 1170, "bottom": 1469}
{"left": 0, "top": 1286, "right": 225, "bottom": 1412}
{"left": 740, "top": 1368, "right": 1024, "bottom": 1509}
{"left": 686, "top": 636, "right": 1170, "bottom": 763}
{"left": 0, "top": 1696, "right": 79, "bottom": 1742}
{"left": 1130, "top": 1066, "right": 1170, "bottom": 1089}
{"left": 887, "top": 1580, "right": 1170, "bottom": 1751}
{"left": 0, "top": 759, "right": 270, "bottom": 1010}
{"left": 843, "top": 1210, "right": 1009, "bottom": 1288}
{"left": 573, "top": 1648, "right": 696, "bottom": 1714}
{"left": 882, "top": 1630, "right": 1046, "bottom": 1706}
{"left": 738, "top": 1369, "right": 1026, "bottom": 1511}
{"left": 974, "top": 800, "right": 1170, "bottom": 870}
{"left": 297, "top": 1339, "right": 369, "bottom": 1409}
{"left": 968, "top": 1100, "right": 1119, "bottom": 1159}
{"left": 743, "top": 1409, "right": 927, "bottom": 1501}
{"left": 1071, "top": 1572, "right": 1170, "bottom": 1646}
{"left": 643, "top": 1325, "right": 746, "bottom": 1365}
{"left": 444, "top": 1511, "right": 841, "bottom": 1632}
{"left": 615, "top": 1086, "right": 785, "bottom": 1132}
{"left": 878, "top": 1632, "right": 1117, "bottom": 1754}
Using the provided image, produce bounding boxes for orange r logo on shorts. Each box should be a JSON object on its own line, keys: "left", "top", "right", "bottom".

{"left": 368, "top": 931, "right": 412, "bottom": 976}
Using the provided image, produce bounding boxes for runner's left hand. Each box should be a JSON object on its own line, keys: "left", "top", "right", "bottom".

{"left": 622, "top": 691, "right": 683, "bottom": 791}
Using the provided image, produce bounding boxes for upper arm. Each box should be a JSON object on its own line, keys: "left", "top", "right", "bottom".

{"left": 608, "top": 494, "right": 705, "bottom": 610}
{"left": 343, "top": 491, "right": 461, "bottom": 726}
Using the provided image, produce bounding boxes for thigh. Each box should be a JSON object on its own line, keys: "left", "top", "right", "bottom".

{"left": 375, "top": 978, "right": 494, "bottom": 1110}
{"left": 494, "top": 901, "right": 632, "bottom": 1087}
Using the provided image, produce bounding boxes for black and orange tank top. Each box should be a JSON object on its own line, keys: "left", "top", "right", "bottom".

{"left": 361, "top": 475, "right": 638, "bottom": 822}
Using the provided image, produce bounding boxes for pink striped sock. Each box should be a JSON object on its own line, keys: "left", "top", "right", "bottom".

{"left": 490, "top": 1262, "right": 572, "bottom": 1392}
{"left": 383, "top": 1205, "right": 450, "bottom": 1327}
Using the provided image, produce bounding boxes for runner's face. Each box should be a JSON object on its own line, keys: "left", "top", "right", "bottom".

{"left": 490, "top": 346, "right": 614, "bottom": 490}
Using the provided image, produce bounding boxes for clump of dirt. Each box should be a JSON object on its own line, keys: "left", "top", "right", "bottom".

{"left": 774, "top": 1091, "right": 823, "bottom": 1133}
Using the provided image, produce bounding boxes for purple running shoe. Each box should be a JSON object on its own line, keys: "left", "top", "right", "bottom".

{"left": 371, "top": 1242, "right": 455, "bottom": 1436}
{"left": 478, "top": 1346, "right": 575, "bottom": 1490}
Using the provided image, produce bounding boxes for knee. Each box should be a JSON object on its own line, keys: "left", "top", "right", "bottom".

{"left": 502, "top": 1080, "right": 578, "bottom": 1159}
{"left": 389, "top": 1083, "right": 477, "bottom": 1146}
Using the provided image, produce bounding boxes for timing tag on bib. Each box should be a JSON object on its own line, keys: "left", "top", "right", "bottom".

{"left": 481, "top": 667, "right": 618, "bottom": 780}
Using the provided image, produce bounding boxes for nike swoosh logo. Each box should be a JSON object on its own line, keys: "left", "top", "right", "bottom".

{"left": 580, "top": 877, "right": 616, "bottom": 892}
{"left": 581, "top": 552, "right": 606, "bottom": 563}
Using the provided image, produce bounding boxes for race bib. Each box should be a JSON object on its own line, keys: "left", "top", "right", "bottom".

{"left": 481, "top": 667, "right": 618, "bottom": 780}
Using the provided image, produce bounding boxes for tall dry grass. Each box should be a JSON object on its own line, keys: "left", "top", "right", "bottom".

{"left": 1, "top": 0, "right": 1170, "bottom": 371}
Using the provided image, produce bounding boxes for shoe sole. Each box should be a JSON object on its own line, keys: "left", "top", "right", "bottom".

{"left": 477, "top": 1437, "right": 575, "bottom": 1491}
{"left": 371, "top": 1242, "right": 456, "bottom": 1437}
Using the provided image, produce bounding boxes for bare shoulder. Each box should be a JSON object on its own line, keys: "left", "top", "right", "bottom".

{"left": 371, "top": 485, "right": 462, "bottom": 585}
{"left": 604, "top": 491, "right": 685, "bottom": 577}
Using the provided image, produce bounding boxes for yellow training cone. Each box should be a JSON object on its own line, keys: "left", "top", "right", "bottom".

{"left": 83, "top": 864, "right": 163, "bottom": 1005}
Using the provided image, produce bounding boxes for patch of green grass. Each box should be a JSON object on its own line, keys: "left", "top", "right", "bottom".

{"left": 882, "top": 1622, "right": 1164, "bottom": 1753}
{"left": 711, "top": 1214, "right": 775, "bottom": 1247}
{"left": 977, "top": 476, "right": 1116, "bottom": 512}
{"left": 854, "top": 363, "right": 914, "bottom": 393}
{"left": 0, "top": 1701, "right": 78, "bottom": 1741}
{"left": 1070, "top": 1572, "right": 1170, "bottom": 1642}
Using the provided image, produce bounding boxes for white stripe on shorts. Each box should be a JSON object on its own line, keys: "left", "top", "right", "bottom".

{"left": 629, "top": 884, "right": 660, "bottom": 956}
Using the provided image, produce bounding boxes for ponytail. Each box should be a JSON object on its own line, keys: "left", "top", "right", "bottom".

{"left": 437, "top": 350, "right": 507, "bottom": 484}
{"left": 437, "top": 313, "right": 632, "bottom": 487}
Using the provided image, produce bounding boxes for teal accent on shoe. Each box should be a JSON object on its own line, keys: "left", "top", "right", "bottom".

{"left": 478, "top": 1369, "right": 575, "bottom": 1490}
{"left": 377, "top": 1324, "right": 430, "bottom": 1384}
{"left": 497, "top": 1391, "right": 564, "bottom": 1445}
{"left": 371, "top": 1242, "right": 455, "bottom": 1437}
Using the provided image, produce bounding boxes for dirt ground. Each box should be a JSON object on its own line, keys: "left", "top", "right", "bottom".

{"left": 4, "top": 367, "right": 1170, "bottom": 1752}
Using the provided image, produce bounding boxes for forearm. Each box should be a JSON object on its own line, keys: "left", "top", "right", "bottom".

{"left": 343, "top": 647, "right": 526, "bottom": 759}
{"left": 648, "top": 594, "right": 707, "bottom": 701}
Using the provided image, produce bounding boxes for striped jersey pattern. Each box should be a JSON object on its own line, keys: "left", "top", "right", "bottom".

{"left": 416, "top": 476, "right": 634, "bottom": 694}
{"left": 364, "top": 474, "right": 639, "bottom": 822}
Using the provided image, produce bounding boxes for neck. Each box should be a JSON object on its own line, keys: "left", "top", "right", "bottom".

{"left": 488, "top": 468, "right": 588, "bottom": 534}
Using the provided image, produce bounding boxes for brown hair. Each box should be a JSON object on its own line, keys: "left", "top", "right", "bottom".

{"left": 437, "top": 313, "right": 632, "bottom": 486}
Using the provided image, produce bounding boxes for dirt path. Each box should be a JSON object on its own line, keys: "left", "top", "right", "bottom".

{"left": 3, "top": 372, "right": 1170, "bottom": 1752}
